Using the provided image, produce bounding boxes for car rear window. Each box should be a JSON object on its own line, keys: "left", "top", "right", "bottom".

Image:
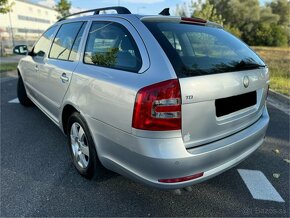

{"left": 144, "top": 22, "right": 265, "bottom": 78}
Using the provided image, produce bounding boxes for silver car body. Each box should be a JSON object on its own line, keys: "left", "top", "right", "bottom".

{"left": 18, "top": 14, "right": 270, "bottom": 189}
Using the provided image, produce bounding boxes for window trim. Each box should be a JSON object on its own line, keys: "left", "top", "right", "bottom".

{"left": 68, "top": 22, "right": 87, "bottom": 61}
{"left": 82, "top": 20, "right": 143, "bottom": 73}
{"left": 31, "top": 25, "right": 58, "bottom": 57}
{"left": 48, "top": 21, "right": 86, "bottom": 62}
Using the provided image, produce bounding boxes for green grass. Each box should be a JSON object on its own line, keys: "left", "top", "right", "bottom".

{"left": 252, "top": 46, "right": 290, "bottom": 96}
{"left": 0, "top": 63, "right": 18, "bottom": 73}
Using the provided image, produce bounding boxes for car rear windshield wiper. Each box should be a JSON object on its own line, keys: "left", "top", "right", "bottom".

{"left": 234, "top": 60, "right": 266, "bottom": 70}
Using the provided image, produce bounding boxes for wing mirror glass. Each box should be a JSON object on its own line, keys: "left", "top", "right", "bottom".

{"left": 13, "top": 45, "right": 28, "bottom": 55}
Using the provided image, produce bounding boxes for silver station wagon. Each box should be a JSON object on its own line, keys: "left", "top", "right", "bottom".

{"left": 14, "top": 7, "right": 270, "bottom": 189}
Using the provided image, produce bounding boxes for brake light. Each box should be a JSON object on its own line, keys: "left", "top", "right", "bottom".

{"left": 132, "top": 79, "right": 181, "bottom": 131}
{"left": 181, "top": 17, "right": 207, "bottom": 25}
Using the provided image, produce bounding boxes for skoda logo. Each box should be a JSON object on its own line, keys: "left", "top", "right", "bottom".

{"left": 243, "top": 76, "right": 250, "bottom": 88}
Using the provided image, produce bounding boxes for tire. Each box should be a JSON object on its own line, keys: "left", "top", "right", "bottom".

{"left": 67, "top": 112, "right": 105, "bottom": 179}
{"left": 17, "top": 75, "right": 33, "bottom": 107}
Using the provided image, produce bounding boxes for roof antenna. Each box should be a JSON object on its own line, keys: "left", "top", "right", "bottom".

{"left": 159, "top": 8, "right": 170, "bottom": 16}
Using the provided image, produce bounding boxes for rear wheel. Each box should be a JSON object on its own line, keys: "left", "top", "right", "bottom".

{"left": 67, "top": 112, "right": 105, "bottom": 179}
{"left": 17, "top": 75, "right": 33, "bottom": 107}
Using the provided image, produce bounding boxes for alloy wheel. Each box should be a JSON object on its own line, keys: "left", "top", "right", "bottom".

{"left": 70, "top": 122, "right": 90, "bottom": 169}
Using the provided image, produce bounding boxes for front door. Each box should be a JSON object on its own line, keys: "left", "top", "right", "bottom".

{"left": 24, "top": 26, "right": 57, "bottom": 99}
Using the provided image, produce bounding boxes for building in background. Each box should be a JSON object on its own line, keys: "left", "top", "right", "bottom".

{"left": 0, "top": 0, "right": 58, "bottom": 50}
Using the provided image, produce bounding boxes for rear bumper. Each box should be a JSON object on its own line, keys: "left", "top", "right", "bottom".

{"left": 87, "top": 107, "right": 269, "bottom": 189}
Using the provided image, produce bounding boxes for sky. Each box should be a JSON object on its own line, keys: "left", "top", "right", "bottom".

{"left": 33, "top": 0, "right": 268, "bottom": 16}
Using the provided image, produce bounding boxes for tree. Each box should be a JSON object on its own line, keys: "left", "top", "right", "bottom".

{"left": 55, "top": 0, "right": 71, "bottom": 19}
{"left": 244, "top": 23, "right": 287, "bottom": 46}
{"left": 175, "top": 0, "right": 224, "bottom": 25}
{"left": 269, "top": 24, "right": 288, "bottom": 46}
{"left": 175, "top": 0, "right": 288, "bottom": 46}
{"left": 208, "top": 0, "right": 287, "bottom": 45}
{"left": 213, "top": 0, "right": 261, "bottom": 31}
{"left": 0, "top": 0, "right": 13, "bottom": 14}
{"left": 191, "top": 0, "right": 224, "bottom": 25}
{"left": 268, "top": 0, "right": 290, "bottom": 45}
{"left": 259, "top": 6, "right": 280, "bottom": 24}
{"left": 175, "top": 2, "right": 188, "bottom": 17}
{"left": 268, "top": 0, "right": 290, "bottom": 26}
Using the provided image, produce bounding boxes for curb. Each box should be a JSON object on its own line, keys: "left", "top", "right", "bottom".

{"left": 269, "top": 89, "right": 290, "bottom": 105}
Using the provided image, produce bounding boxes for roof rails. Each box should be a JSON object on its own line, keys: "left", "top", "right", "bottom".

{"left": 58, "top": 6, "right": 131, "bottom": 22}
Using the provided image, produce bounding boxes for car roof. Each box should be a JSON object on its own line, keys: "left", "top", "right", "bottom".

{"left": 57, "top": 14, "right": 222, "bottom": 29}
{"left": 53, "top": 6, "right": 222, "bottom": 30}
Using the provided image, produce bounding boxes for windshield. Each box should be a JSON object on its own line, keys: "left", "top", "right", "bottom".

{"left": 144, "top": 22, "right": 265, "bottom": 78}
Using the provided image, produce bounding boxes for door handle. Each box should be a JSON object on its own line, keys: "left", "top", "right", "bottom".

{"left": 60, "top": 73, "right": 69, "bottom": 83}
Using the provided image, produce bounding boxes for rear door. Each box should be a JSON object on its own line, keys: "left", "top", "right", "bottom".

{"left": 71, "top": 17, "right": 150, "bottom": 133}
{"left": 37, "top": 21, "right": 87, "bottom": 121}
{"left": 144, "top": 21, "right": 269, "bottom": 148}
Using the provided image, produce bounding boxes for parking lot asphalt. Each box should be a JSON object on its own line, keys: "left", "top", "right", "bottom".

{"left": 1, "top": 78, "right": 289, "bottom": 217}
{"left": 0, "top": 55, "right": 22, "bottom": 64}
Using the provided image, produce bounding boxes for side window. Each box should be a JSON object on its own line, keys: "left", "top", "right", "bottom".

{"left": 49, "top": 22, "right": 85, "bottom": 61}
{"left": 84, "top": 21, "right": 142, "bottom": 72}
{"left": 33, "top": 26, "right": 57, "bottom": 57}
{"left": 69, "top": 22, "right": 87, "bottom": 61}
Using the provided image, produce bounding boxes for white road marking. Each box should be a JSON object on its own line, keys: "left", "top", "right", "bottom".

{"left": 238, "top": 169, "right": 284, "bottom": 203}
{"left": 8, "top": 98, "right": 19, "bottom": 103}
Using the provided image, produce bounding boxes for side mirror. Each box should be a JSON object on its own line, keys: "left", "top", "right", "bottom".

{"left": 13, "top": 45, "right": 28, "bottom": 55}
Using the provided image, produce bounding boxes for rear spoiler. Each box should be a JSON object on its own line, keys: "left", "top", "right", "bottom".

{"left": 140, "top": 16, "right": 223, "bottom": 29}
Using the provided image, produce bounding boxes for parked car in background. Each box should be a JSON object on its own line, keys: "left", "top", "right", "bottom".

{"left": 14, "top": 7, "right": 269, "bottom": 189}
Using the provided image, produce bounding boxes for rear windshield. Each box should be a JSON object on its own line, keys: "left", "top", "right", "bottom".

{"left": 144, "top": 22, "right": 265, "bottom": 78}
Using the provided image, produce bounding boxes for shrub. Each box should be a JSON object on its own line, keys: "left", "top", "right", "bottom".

{"left": 243, "top": 23, "right": 288, "bottom": 46}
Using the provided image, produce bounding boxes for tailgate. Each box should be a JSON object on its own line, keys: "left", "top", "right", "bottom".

{"left": 180, "top": 68, "right": 269, "bottom": 148}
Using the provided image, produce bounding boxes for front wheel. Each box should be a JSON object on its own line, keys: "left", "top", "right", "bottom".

{"left": 17, "top": 75, "right": 33, "bottom": 107}
{"left": 67, "top": 112, "right": 105, "bottom": 179}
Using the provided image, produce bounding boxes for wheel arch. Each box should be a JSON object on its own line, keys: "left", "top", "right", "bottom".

{"left": 62, "top": 104, "right": 79, "bottom": 135}
{"left": 17, "top": 68, "right": 21, "bottom": 77}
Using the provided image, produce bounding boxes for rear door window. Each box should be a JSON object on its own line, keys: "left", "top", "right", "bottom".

{"left": 68, "top": 23, "right": 87, "bottom": 61}
{"left": 84, "top": 21, "right": 142, "bottom": 73}
{"left": 144, "top": 22, "right": 265, "bottom": 78}
{"left": 49, "top": 22, "right": 86, "bottom": 61}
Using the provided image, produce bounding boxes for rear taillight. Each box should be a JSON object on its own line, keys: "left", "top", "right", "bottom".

{"left": 132, "top": 79, "right": 181, "bottom": 131}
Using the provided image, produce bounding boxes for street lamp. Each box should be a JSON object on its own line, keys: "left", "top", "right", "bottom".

{"left": 8, "top": 10, "right": 15, "bottom": 47}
